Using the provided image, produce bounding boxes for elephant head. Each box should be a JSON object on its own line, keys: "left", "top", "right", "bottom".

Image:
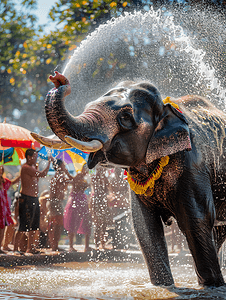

{"left": 32, "top": 72, "right": 191, "bottom": 169}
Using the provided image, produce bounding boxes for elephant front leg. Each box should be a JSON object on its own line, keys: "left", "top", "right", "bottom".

{"left": 131, "top": 192, "right": 174, "bottom": 286}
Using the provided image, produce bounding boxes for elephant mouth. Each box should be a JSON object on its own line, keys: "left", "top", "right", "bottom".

{"left": 88, "top": 148, "right": 129, "bottom": 169}
{"left": 88, "top": 150, "right": 107, "bottom": 169}
{"left": 64, "top": 136, "right": 111, "bottom": 169}
{"left": 64, "top": 135, "right": 126, "bottom": 169}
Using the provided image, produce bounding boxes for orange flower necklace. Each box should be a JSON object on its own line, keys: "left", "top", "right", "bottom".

{"left": 126, "top": 156, "right": 169, "bottom": 196}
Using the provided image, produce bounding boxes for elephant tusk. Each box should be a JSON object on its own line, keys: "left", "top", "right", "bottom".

{"left": 30, "top": 132, "right": 72, "bottom": 149}
{"left": 65, "top": 136, "right": 103, "bottom": 152}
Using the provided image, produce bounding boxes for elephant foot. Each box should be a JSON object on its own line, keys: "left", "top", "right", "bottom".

{"left": 204, "top": 283, "right": 226, "bottom": 289}
{"left": 151, "top": 279, "right": 174, "bottom": 287}
{"left": 198, "top": 275, "right": 225, "bottom": 288}
{"left": 150, "top": 272, "right": 174, "bottom": 287}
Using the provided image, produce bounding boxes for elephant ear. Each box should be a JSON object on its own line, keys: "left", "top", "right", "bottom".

{"left": 146, "top": 103, "right": 192, "bottom": 164}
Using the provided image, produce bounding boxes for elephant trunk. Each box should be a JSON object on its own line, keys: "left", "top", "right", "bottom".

{"left": 44, "top": 85, "right": 104, "bottom": 152}
{"left": 45, "top": 85, "right": 95, "bottom": 141}
{"left": 45, "top": 86, "right": 86, "bottom": 142}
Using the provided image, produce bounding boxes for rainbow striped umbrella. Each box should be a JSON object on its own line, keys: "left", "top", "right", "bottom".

{"left": 38, "top": 146, "right": 88, "bottom": 172}
{"left": 0, "top": 147, "right": 26, "bottom": 166}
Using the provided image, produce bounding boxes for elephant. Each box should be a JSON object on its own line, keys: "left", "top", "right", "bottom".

{"left": 32, "top": 71, "right": 226, "bottom": 287}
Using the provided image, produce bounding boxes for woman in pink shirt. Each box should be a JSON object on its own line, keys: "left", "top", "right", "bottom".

{"left": 0, "top": 166, "right": 20, "bottom": 253}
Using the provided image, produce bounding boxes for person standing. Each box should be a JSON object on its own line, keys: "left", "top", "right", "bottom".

{"left": 64, "top": 165, "right": 92, "bottom": 253}
{"left": 47, "top": 159, "right": 73, "bottom": 252}
{"left": 14, "top": 148, "right": 53, "bottom": 254}
{"left": 33, "top": 190, "right": 50, "bottom": 249}
{"left": 0, "top": 166, "right": 20, "bottom": 253}
{"left": 90, "top": 165, "right": 112, "bottom": 250}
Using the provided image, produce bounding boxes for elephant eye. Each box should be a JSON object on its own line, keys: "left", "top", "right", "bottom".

{"left": 118, "top": 111, "right": 135, "bottom": 130}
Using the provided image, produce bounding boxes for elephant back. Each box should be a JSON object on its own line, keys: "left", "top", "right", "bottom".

{"left": 173, "top": 95, "right": 226, "bottom": 158}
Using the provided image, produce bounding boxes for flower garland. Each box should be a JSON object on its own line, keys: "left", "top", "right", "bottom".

{"left": 126, "top": 156, "right": 169, "bottom": 196}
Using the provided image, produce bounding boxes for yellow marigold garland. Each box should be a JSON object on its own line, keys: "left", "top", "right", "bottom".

{"left": 126, "top": 156, "right": 169, "bottom": 196}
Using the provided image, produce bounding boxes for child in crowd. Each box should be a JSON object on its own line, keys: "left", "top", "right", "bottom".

{"left": 34, "top": 190, "right": 50, "bottom": 249}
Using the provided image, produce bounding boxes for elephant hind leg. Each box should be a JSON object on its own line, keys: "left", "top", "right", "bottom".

{"left": 213, "top": 225, "right": 226, "bottom": 253}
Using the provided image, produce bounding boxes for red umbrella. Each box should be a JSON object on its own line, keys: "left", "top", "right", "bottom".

{"left": 0, "top": 121, "right": 40, "bottom": 149}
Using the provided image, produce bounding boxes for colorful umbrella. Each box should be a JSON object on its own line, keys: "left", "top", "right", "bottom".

{"left": 38, "top": 146, "right": 89, "bottom": 172}
{"left": 0, "top": 121, "right": 40, "bottom": 149}
{"left": 0, "top": 120, "right": 40, "bottom": 165}
{"left": 0, "top": 147, "right": 27, "bottom": 166}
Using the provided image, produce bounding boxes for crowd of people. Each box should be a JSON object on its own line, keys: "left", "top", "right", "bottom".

{"left": 0, "top": 148, "right": 131, "bottom": 255}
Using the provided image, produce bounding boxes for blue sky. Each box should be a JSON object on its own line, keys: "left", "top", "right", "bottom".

{"left": 34, "top": 0, "right": 58, "bottom": 33}
{"left": 16, "top": 0, "right": 62, "bottom": 34}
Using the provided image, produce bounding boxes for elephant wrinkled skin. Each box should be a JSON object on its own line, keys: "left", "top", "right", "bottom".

{"left": 33, "top": 71, "right": 226, "bottom": 287}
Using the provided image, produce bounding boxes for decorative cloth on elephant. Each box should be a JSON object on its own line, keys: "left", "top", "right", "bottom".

{"left": 162, "top": 97, "right": 183, "bottom": 114}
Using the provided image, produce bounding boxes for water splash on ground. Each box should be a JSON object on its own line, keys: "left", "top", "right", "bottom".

{"left": 0, "top": 262, "right": 226, "bottom": 299}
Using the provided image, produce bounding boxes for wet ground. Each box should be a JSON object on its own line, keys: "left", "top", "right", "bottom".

{"left": 0, "top": 261, "right": 226, "bottom": 300}
{"left": 0, "top": 246, "right": 226, "bottom": 299}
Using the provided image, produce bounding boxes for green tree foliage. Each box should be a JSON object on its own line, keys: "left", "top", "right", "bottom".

{"left": 49, "top": 0, "right": 130, "bottom": 34}
{"left": 0, "top": 3, "right": 59, "bottom": 131}
{"left": 0, "top": 0, "right": 46, "bottom": 131}
{"left": 0, "top": 0, "right": 130, "bottom": 133}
